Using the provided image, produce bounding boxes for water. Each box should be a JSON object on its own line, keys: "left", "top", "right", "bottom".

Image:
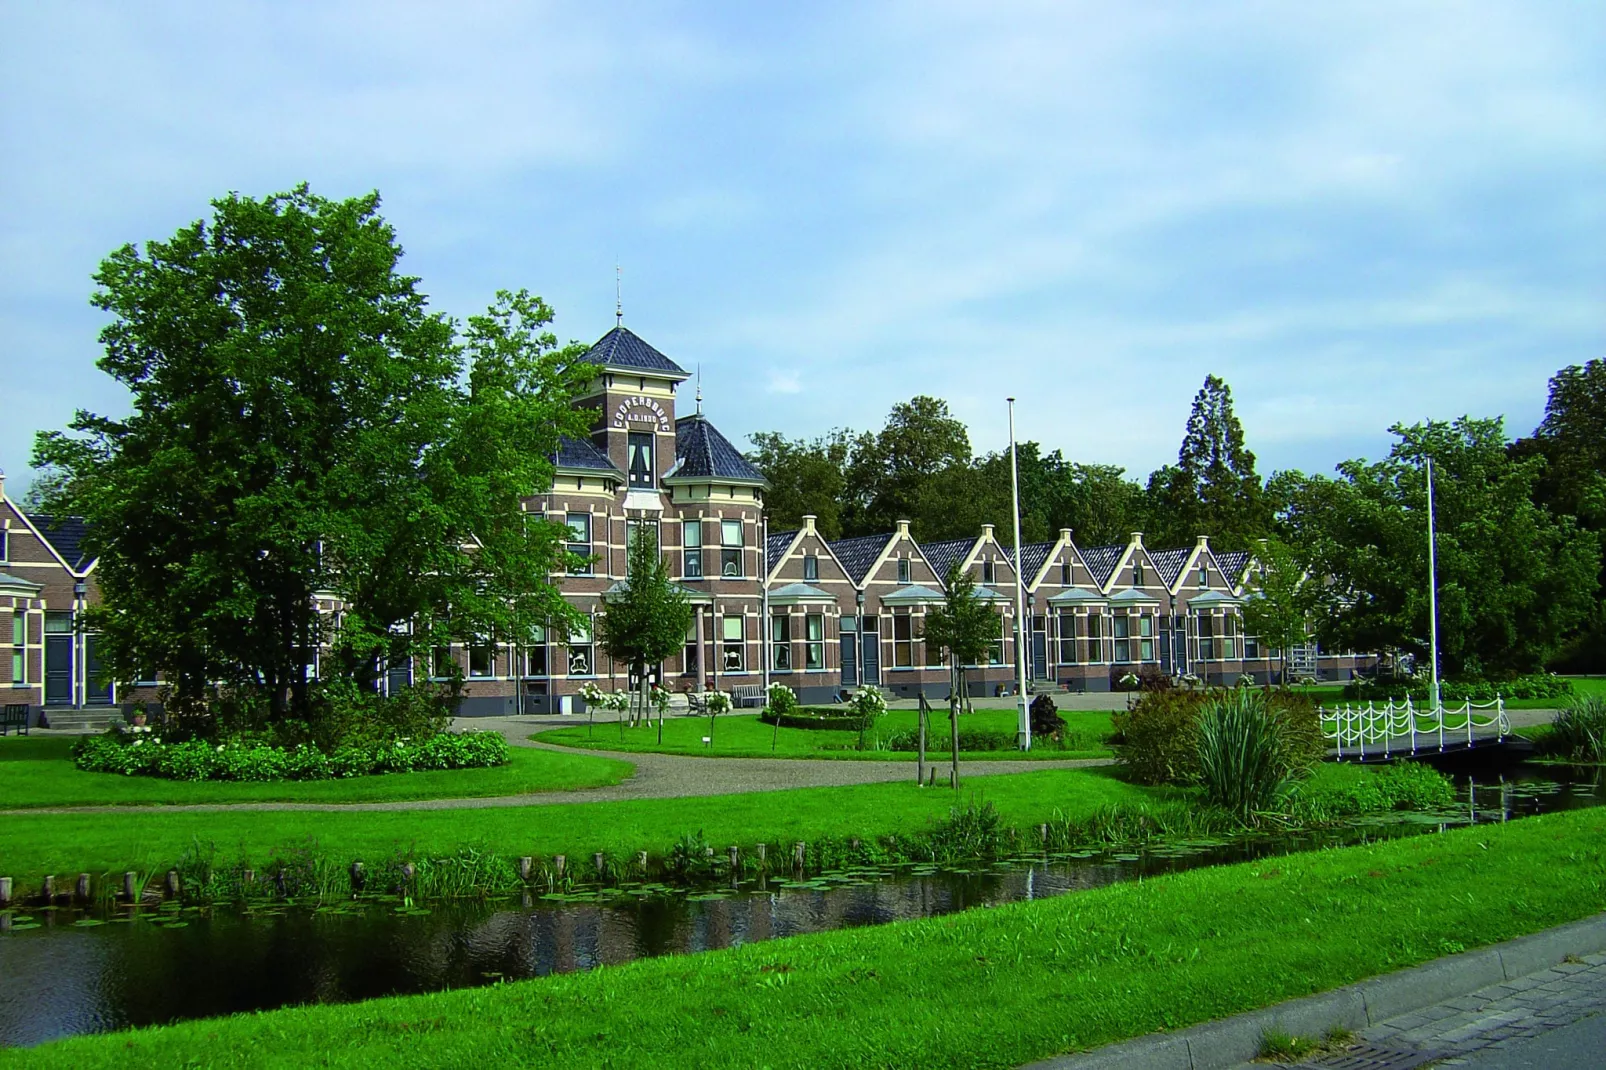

{"left": 1, "top": 761, "right": 1598, "bottom": 1048}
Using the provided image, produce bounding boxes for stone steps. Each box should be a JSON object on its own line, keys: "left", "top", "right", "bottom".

{"left": 39, "top": 707, "right": 120, "bottom": 733}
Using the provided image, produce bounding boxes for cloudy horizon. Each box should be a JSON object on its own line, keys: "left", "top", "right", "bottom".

{"left": 2, "top": 1, "right": 1601, "bottom": 496}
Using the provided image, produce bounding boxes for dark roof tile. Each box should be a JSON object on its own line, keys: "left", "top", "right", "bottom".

{"left": 552, "top": 435, "right": 622, "bottom": 475}
{"left": 1149, "top": 547, "right": 1192, "bottom": 588}
{"left": 766, "top": 529, "right": 797, "bottom": 574}
{"left": 1081, "top": 544, "right": 1125, "bottom": 587}
{"left": 828, "top": 533, "right": 893, "bottom": 584}
{"left": 669, "top": 416, "right": 767, "bottom": 484}
{"left": 579, "top": 327, "right": 687, "bottom": 375}
{"left": 27, "top": 514, "right": 94, "bottom": 571}
{"left": 919, "top": 538, "right": 973, "bottom": 584}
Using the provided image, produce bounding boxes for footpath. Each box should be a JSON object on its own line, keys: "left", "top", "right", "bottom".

{"left": 1028, "top": 912, "right": 1606, "bottom": 1070}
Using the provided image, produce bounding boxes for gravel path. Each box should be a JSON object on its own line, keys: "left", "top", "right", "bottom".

{"left": 7, "top": 716, "right": 1114, "bottom": 815}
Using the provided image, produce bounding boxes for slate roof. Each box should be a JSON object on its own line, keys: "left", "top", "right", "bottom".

{"left": 552, "top": 435, "right": 623, "bottom": 475}
{"left": 919, "top": 538, "right": 973, "bottom": 584}
{"left": 27, "top": 514, "right": 94, "bottom": 571}
{"left": 1216, "top": 551, "right": 1251, "bottom": 586}
{"left": 828, "top": 533, "right": 893, "bottom": 584}
{"left": 1080, "top": 544, "right": 1126, "bottom": 587}
{"left": 766, "top": 529, "right": 798, "bottom": 574}
{"left": 1014, "top": 542, "right": 1054, "bottom": 586}
{"left": 578, "top": 326, "right": 688, "bottom": 376}
{"left": 1149, "top": 547, "right": 1192, "bottom": 588}
{"left": 666, "top": 416, "right": 767, "bottom": 485}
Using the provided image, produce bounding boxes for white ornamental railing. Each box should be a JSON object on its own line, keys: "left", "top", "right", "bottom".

{"left": 1319, "top": 696, "right": 1509, "bottom": 759}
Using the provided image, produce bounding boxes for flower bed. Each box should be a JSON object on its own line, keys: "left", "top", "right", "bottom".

{"left": 71, "top": 730, "right": 509, "bottom": 782}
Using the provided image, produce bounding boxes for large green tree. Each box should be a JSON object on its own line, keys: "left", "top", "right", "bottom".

{"left": 597, "top": 526, "right": 693, "bottom": 741}
{"left": 1238, "top": 536, "right": 1316, "bottom": 684}
{"left": 1146, "top": 374, "right": 1269, "bottom": 550}
{"left": 1272, "top": 417, "right": 1600, "bottom": 678}
{"left": 844, "top": 396, "right": 972, "bottom": 538}
{"left": 745, "top": 430, "right": 853, "bottom": 539}
{"left": 33, "top": 185, "right": 587, "bottom": 720}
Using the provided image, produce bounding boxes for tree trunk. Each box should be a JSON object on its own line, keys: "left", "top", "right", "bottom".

{"left": 916, "top": 693, "right": 927, "bottom": 785}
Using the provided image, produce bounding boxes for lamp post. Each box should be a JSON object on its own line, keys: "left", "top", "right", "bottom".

{"left": 1426, "top": 456, "right": 1442, "bottom": 712}
{"left": 1008, "top": 398, "right": 1030, "bottom": 751}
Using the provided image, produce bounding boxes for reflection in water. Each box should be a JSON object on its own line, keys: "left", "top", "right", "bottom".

{"left": 0, "top": 763, "right": 1598, "bottom": 1048}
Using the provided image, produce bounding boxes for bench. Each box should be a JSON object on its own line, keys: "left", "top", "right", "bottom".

{"left": 730, "top": 684, "right": 765, "bottom": 708}
{"left": 1, "top": 704, "right": 30, "bottom": 736}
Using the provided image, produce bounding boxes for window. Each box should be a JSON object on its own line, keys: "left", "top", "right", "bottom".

{"left": 566, "top": 513, "right": 592, "bottom": 575}
{"left": 1057, "top": 610, "right": 1078, "bottom": 664}
{"left": 627, "top": 431, "right": 654, "bottom": 487}
{"left": 1085, "top": 612, "right": 1103, "bottom": 663}
{"left": 684, "top": 621, "right": 701, "bottom": 677}
{"left": 523, "top": 626, "right": 547, "bottom": 677}
{"left": 1060, "top": 560, "right": 1071, "bottom": 586}
{"left": 1196, "top": 613, "right": 1215, "bottom": 660}
{"left": 721, "top": 520, "right": 743, "bottom": 578}
{"left": 432, "top": 647, "right": 455, "bottom": 679}
{"left": 10, "top": 611, "right": 22, "bottom": 684}
{"left": 771, "top": 614, "right": 792, "bottom": 671}
{"left": 683, "top": 520, "right": 703, "bottom": 579}
{"left": 626, "top": 518, "right": 658, "bottom": 574}
{"left": 989, "top": 612, "right": 1005, "bottom": 665}
{"left": 897, "top": 557, "right": 910, "bottom": 584}
{"left": 805, "top": 614, "right": 825, "bottom": 670}
{"left": 803, "top": 554, "right": 818, "bottom": 581}
{"left": 892, "top": 613, "right": 914, "bottom": 667}
{"left": 469, "top": 643, "right": 493, "bottom": 678}
{"left": 0, "top": 528, "right": 8, "bottom": 563}
{"left": 1132, "top": 561, "right": 1145, "bottom": 586}
{"left": 45, "top": 611, "right": 72, "bottom": 634}
{"left": 1244, "top": 636, "right": 1260, "bottom": 660}
{"left": 567, "top": 619, "right": 594, "bottom": 676}
{"left": 982, "top": 559, "right": 996, "bottom": 585}
{"left": 1198, "top": 566, "right": 1210, "bottom": 589}
{"left": 1223, "top": 613, "right": 1238, "bottom": 659}
{"left": 722, "top": 615, "right": 745, "bottom": 671}
{"left": 1113, "top": 614, "right": 1131, "bottom": 663}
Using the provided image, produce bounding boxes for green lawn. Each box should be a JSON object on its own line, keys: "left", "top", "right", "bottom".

{"left": 0, "top": 736, "right": 633, "bottom": 809}
{"left": 9, "top": 805, "right": 1601, "bottom": 1069}
{"left": 0, "top": 767, "right": 1169, "bottom": 886}
{"left": 538, "top": 708, "right": 1115, "bottom": 760}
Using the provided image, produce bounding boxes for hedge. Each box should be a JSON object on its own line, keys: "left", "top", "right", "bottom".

{"left": 71, "top": 730, "right": 509, "bottom": 782}
{"left": 1341, "top": 673, "right": 1574, "bottom": 702}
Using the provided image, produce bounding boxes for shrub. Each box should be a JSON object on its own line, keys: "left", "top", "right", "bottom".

{"left": 1342, "top": 673, "right": 1573, "bottom": 703}
{"left": 1112, "top": 690, "right": 1205, "bottom": 785}
{"left": 1286, "top": 762, "right": 1455, "bottom": 823}
{"left": 1195, "top": 690, "right": 1297, "bottom": 818}
{"left": 72, "top": 728, "right": 508, "bottom": 782}
{"left": 1029, "top": 694, "right": 1064, "bottom": 738}
{"left": 759, "top": 708, "right": 863, "bottom": 730}
{"left": 1546, "top": 695, "right": 1606, "bottom": 763}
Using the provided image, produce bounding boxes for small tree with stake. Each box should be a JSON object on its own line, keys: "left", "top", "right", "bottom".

{"left": 920, "top": 562, "right": 1002, "bottom": 788}
{"left": 1239, "top": 537, "right": 1316, "bottom": 686}
{"left": 597, "top": 527, "right": 693, "bottom": 744}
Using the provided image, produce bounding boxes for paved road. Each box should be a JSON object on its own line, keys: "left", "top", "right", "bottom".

{"left": 1445, "top": 1010, "right": 1606, "bottom": 1069}
{"left": 4, "top": 716, "right": 1114, "bottom": 815}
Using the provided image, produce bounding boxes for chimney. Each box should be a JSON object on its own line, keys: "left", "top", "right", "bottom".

{"left": 803, "top": 514, "right": 817, "bottom": 534}
{"left": 980, "top": 523, "right": 995, "bottom": 540}
{"left": 0, "top": 468, "right": 6, "bottom": 501}
{"left": 1059, "top": 528, "right": 1072, "bottom": 543}
{"left": 1130, "top": 531, "right": 1144, "bottom": 548}
{"left": 1195, "top": 534, "right": 1210, "bottom": 550}
{"left": 896, "top": 519, "right": 910, "bottom": 538}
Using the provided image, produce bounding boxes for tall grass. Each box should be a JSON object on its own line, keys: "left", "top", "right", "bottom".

{"left": 1548, "top": 695, "right": 1606, "bottom": 763}
{"left": 1195, "top": 691, "right": 1297, "bottom": 819}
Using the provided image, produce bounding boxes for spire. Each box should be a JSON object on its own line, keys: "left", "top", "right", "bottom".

{"left": 695, "top": 364, "right": 703, "bottom": 416}
{"left": 615, "top": 264, "right": 622, "bottom": 327}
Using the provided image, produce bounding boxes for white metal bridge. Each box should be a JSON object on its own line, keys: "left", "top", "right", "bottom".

{"left": 1319, "top": 696, "right": 1511, "bottom": 760}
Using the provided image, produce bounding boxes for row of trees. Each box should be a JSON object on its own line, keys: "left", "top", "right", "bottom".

{"left": 750, "top": 364, "right": 1606, "bottom": 677}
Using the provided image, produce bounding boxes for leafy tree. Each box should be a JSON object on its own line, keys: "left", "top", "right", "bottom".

{"left": 32, "top": 185, "right": 587, "bottom": 721}
{"left": 921, "top": 562, "right": 1007, "bottom": 780}
{"left": 1238, "top": 537, "right": 1315, "bottom": 684}
{"left": 844, "top": 396, "right": 972, "bottom": 538}
{"left": 597, "top": 525, "right": 693, "bottom": 742}
{"left": 745, "top": 430, "right": 853, "bottom": 539}
{"left": 1272, "top": 417, "right": 1600, "bottom": 678}
{"left": 1146, "top": 375, "right": 1269, "bottom": 550}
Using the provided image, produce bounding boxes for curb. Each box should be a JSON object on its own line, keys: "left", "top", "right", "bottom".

{"left": 1023, "top": 911, "right": 1606, "bottom": 1070}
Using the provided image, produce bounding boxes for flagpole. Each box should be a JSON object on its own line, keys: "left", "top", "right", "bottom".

{"left": 1426, "top": 456, "right": 1442, "bottom": 712}
{"left": 1008, "top": 398, "right": 1030, "bottom": 751}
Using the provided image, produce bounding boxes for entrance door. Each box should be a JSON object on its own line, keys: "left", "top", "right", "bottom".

{"left": 859, "top": 617, "right": 880, "bottom": 685}
{"left": 386, "top": 657, "right": 412, "bottom": 696}
{"left": 84, "top": 635, "right": 113, "bottom": 705}
{"left": 45, "top": 636, "right": 72, "bottom": 705}
{"left": 1030, "top": 618, "right": 1047, "bottom": 681}
{"left": 839, "top": 617, "right": 858, "bottom": 687}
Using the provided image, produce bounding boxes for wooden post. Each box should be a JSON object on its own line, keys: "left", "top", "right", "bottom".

{"left": 400, "top": 862, "right": 416, "bottom": 885}
{"left": 755, "top": 843, "right": 767, "bottom": 869}
{"left": 728, "top": 845, "right": 739, "bottom": 871}
{"left": 165, "top": 870, "right": 180, "bottom": 898}
{"left": 553, "top": 855, "right": 566, "bottom": 881}
{"left": 635, "top": 850, "right": 648, "bottom": 874}
{"left": 1039, "top": 823, "right": 1049, "bottom": 849}
{"left": 793, "top": 841, "right": 806, "bottom": 873}
{"left": 243, "top": 869, "right": 255, "bottom": 890}
{"left": 518, "top": 857, "right": 534, "bottom": 882}
{"left": 76, "top": 873, "right": 91, "bottom": 902}
{"left": 917, "top": 692, "right": 928, "bottom": 785}
{"left": 122, "top": 872, "right": 137, "bottom": 902}
{"left": 349, "top": 861, "right": 365, "bottom": 891}
{"left": 42, "top": 875, "right": 55, "bottom": 902}
{"left": 0, "top": 877, "right": 12, "bottom": 905}
{"left": 593, "top": 852, "right": 606, "bottom": 879}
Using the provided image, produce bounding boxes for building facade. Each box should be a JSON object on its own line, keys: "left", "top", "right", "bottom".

{"left": 0, "top": 326, "right": 1375, "bottom": 722}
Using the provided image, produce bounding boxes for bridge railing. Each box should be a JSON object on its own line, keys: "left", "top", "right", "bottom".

{"left": 1318, "top": 695, "right": 1508, "bottom": 759}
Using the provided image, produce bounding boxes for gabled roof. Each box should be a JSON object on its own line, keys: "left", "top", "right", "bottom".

{"left": 971, "top": 585, "right": 1009, "bottom": 602}
{"left": 919, "top": 538, "right": 973, "bottom": 584}
{"left": 1014, "top": 542, "right": 1054, "bottom": 587}
{"left": 1148, "top": 547, "right": 1192, "bottom": 589}
{"left": 881, "top": 584, "right": 946, "bottom": 605}
{"left": 578, "top": 326, "right": 688, "bottom": 377}
{"left": 665, "top": 416, "right": 767, "bottom": 485}
{"left": 552, "top": 435, "right": 623, "bottom": 475}
{"left": 828, "top": 533, "right": 893, "bottom": 584}
{"left": 766, "top": 529, "right": 798, "bottom": 574}
{"left": 1216, "top": 550, "right": 1251, "bottom": 587}
{"left": 1080, "top": 544, "right": 1125, "bottom": 588}
{"left": 1108, "top": 587, "right": 1162, "bottom": 604}
{"left": 27, "top": 514, "right": 94, "bottom": 571}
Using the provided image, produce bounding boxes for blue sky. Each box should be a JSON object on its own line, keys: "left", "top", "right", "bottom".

{"left": 2, "top": 1, "right": 1602, "bottom": 496}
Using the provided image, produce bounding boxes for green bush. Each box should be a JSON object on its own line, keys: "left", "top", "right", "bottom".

{"left": 758, "top": 708, "right": 864, "bottom": 731}
{"left": 72, "top": 729, "right": 508, "bottom": 782}
{"left": 881, "top": 727, "right": 1104, "bottom": 753}
{"left": 1342, "top": 673, "right": 1573, "bottom": 703}
{"left": 1286, "top": 762, "right": 1455, "bottom": 823}
{"left": 1545, "top": 695, "right": 1606, "bottom": 763}
{"left": 1114, "top": 688, "right": 1323, "bottom": 789}
{"left": 1195, "top": 691, "right": 1296, "bottom": 818}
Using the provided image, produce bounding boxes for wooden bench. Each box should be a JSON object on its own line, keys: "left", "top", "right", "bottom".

{"left": 730, "top": 684, "right": 765, "bottom": 708}
{"left": 1, "top": 704, "right": 30, "bottom": 736}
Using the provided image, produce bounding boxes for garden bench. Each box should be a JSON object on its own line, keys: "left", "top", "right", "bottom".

{"left": 1, "top": 704, "right": 30, "bottom": 736}
{"left": 730, "top": 684, "right": 765, "bottom": 708}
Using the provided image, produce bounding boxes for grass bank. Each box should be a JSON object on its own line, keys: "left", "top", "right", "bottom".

{"left": 8, "top": 805, "right": 1601, "bottom": 1068}
{"left": 0, "top": 736, "right": 633, "bottom": 809}
{"left": 538, "top": 708, "right": 1115, "bottom": 760}
{"left": 0, "top": 766, "right": 1168, "bottom": 887}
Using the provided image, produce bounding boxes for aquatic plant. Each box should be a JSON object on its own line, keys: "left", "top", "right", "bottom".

{"left": 1195, "top": 690, "right": 1296, "bottom": 819}
{"left": 1547, "top": 695, "right": 1606, "bottom": 763}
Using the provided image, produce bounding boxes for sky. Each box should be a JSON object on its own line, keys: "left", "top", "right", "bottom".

{"left": 2, "top": 1, "right": 1602, "bottom": 496}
